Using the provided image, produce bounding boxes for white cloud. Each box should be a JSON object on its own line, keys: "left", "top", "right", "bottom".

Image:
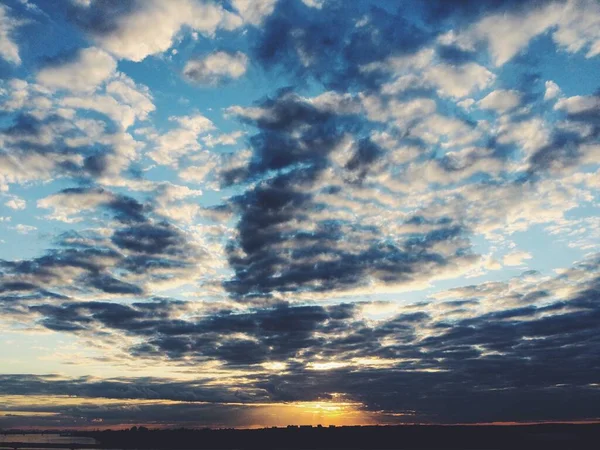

{"left": 155, "top": 183, "right": 203, "bottom": 204}
{"left": 183, "top": 51, "right": 249, "bottom": 85}
{"left": 457, "top": 98, "right": 475, "bottom": 110}
{"left": 88, "top": 0, "right": 243, "bottom": 62}
{"left": 544, "top": 80, "right": 561, "bottom": 101}
{"left": 231, "top": 0, "right": 278, "bottom": 26}
{"left": 455, "top": 0, "right": 600, "bottom": 67}
{"left": 55, "top": 73, "right": 154, "bottom": 131}
{"left": 378, "top": 52, "right": 494, "bottom": 99}
{"left": 0, "top": 4, "right": 23, "bottom": 65}
{"left": 12, "top": 224, "right": 36, "bottom": 234}
{"left": 4, "top": 197, "right": 25, "bottom": 210}
{"left": 149, "top": 114, "right": 215, "bottom": 166}
{"left": 37, "top": 189, "right": 113, "bottom": 223}
{"left": 17, "top": 0, "right": 43, "bottom": 14}
{"left": 0, "top": 153, "right": 62, "bottom": 192}
{"left": 202, "top": 131, "right": 245, "bottom": 147}
{"left": 361, "top": 95, "right": 437, "bottom": 127}
{"left": 71, "top": 0, "right": 92, "bottom": 7}
{"left": 153, "top": 183, "right": 204, "bottom": 224}
{"left": 554, "top": 95, "right": 600, "bottom": 115}
{"left": 179, "top": 149, "right": 251, "bottom": 186}
{"left": 362, "top": 47, "right": 434, "bottom": 75}
{"left": 105, "top": 73, "right": 155, "bottom": 121}
{"left": 478, "top": 90, "right": 521, "bottom": 114}
{"left": 469, "top": 3, "right": 561, "bottom": 66}
{"left": 412, "top": 114, "right": 482, "bottom": 147}
{"left": 497, "top": 117, "right": 550, "bottom": 155}
{"left": 61, "top": 95, "right": 137, "bottom": 130}
{"left": 174, "top": 114, "right": 215, "bottom": 133}
{"left": 179, "top": 163, "right": 218, "bottom": 184}
{"left": 552, "top": 0, "right": 600, "bottom": 58}
{"left": 302, "top": 0, "right": 325, "bottom": 8}
{"left": 308, "top": 91, "right": 362, "bottom": 115}
{"left": 0, "top": 78, "right": 31, "bottom": 111}
{"left": 37, "top": 47, "right": 117, "bottom": 92}
{"left": 424, "top": 62, "right": 495, "bottom": 98}
{"left": 503, "top": 251, "right": 533, "bottom": 266}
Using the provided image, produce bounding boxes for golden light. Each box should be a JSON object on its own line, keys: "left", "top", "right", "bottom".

{"left": 0, "top": 394, "right": 382, "bottom": 429}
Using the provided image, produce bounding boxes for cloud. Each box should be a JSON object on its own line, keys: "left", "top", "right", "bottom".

{"left": 254, "top": 1, "right": 433, "bottom": 89}
{"left": 453, "top": 0, "right": 600, "bottom": 67}
{"left": 37, "top": 47, "right": 117, "bottom": 92}
{"left": 544, "top": 80, "right": 561, "bottom": 101}
{"left": 552, "top": 0, "right": 600, "bottom": 58}
{"left": 1, "top": 186, "right": 208, "bottom": 303}
{"left": 462, "top": 2, "right": 562, "bottom": 66}
{"left": 370, "top": 49, "right": 494, "bottom": 99}
{"left": 12, "top": 223, "right": 36, "bottom": 234}
{"left": 183, "top": 51, "right": 249, "bottom": 85}
{"left": 223, "top": 91, "right": 478, "bottom": 299}
{"left": 0, "top": 4, "right": 23, "bottom": 65}
{"left": 0, "top": 373, "right": 241, "bottom": 404}
{"left": 70, "top": 0, "right": 244, "bottom": 62}
{"left": 231, "top": 0, "right": 278, "bottom": 26}
{"left": 37, "top": 187, "right": 144, "bottom": 223}
{"left": 424, "top": 62, "right": 494, "bottom": 99}
{"left": 148, "top": 114, "right": 215, "bottom": 166}
{"left": 526, "top": 93, "right": 599, "bottom": 174}
{"left": 496, "top": 117, "right": 550, "bottom": 155}
{"left": 105, "top": 73, "right": 155, "bottom": 121}
{"left": 4, "top": 196, "right": 26, "bottom": 210}
{"left": 555, "top": 95, "right": 600, "bottom": 115}
{"left": 478, "top": 89, "right": 521, "bottom": 113}
{"left": 4, "top": 254, "right": 600, "bottom": 424}
{"left": 60, "top": 93, "right": 140, "bottom": 130}
{"left": 0, "top": 71, "right": 153, "bottom": 190}
{"left": 202, "top": 130, "right": 245, "bottom": 148}
{"left": 503, "top": 250, "right": 532, "bottom": 266}
{"left": 0, "top": 111, "right": 143, "bottom": 190}
{"left": 302, "top": 0, "right": 325, "bottom": 9}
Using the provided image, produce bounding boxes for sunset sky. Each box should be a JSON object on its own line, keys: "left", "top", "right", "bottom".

{"left": 0, "top": 0, "right": 599, "bottom": 429}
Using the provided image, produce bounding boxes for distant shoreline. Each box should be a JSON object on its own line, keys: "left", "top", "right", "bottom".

{"left": 1, "top": 423, "right": 599, "bottom": 450}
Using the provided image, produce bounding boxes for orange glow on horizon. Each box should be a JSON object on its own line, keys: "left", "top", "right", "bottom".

{"left": 2, "top": 395, "right": 599, "bottom": 430}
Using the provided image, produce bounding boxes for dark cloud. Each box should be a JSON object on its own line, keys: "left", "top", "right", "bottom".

{"left": 0, "top": 113, "right": 125, "bottom": 181}
{"left": 85, "top": 273, "right": 143, "bottom": 295}
{"left": 5, "top": 263, "right": 600, "bottom": 424}
{"left": 65, "top": 0, "right": 137, "bottom": 36}
{"left": 133, "top": 303, "right": 356, "bottom": 365}
{"left": 436, "top": 44, "right": 478, "bottom": 65}
{"left": 255, "top": 1, "right": 432, "bottom": 90}
{"left": 0, "top": 190, "right": 200, "bottom": 303}
{"left": 0, "top": 244, "right": 125, "bottom": 301}
{"left": 528, "top": 101, "right": 600, "bottom": 174}
{"left": 111, "top": 222, "right": 188, "bottom": 255}
{"left": 253, "top": 0, "right": 562, "bottom": 91}
{"left": 54, "top": 187, "right": 147, "bottom": 223}
{"left": 0, "top": 373, "right": 247, "bottom": 404}
{"left": 223, "top": 92, "right": 475, "bottom": 299}
{"left": 344, "top": 138, "right": 384, "bottom": 183}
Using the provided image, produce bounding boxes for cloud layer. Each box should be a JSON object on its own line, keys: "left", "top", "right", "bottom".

{"left": 0, "top": 0, "right": 599, "bottom": 429}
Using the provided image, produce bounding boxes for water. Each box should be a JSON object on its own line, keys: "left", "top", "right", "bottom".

{"left": 0, "top": 434, "right": 98, "bottom": 445}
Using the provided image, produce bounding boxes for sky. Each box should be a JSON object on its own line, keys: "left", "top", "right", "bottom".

{"left": 0, "top": 0, "right": 599, "bottom": 429}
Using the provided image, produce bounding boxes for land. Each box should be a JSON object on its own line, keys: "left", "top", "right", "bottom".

{"left": 2, "top": 423, "right": 600, "bottom": 449}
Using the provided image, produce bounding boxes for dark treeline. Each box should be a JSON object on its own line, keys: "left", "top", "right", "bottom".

{"left": 73, "top": 423, "right": 600, "bottom": 449}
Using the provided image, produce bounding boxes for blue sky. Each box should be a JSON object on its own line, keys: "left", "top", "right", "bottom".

{"left": 0, "top": 0, "right": 599, "bottom": 429}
